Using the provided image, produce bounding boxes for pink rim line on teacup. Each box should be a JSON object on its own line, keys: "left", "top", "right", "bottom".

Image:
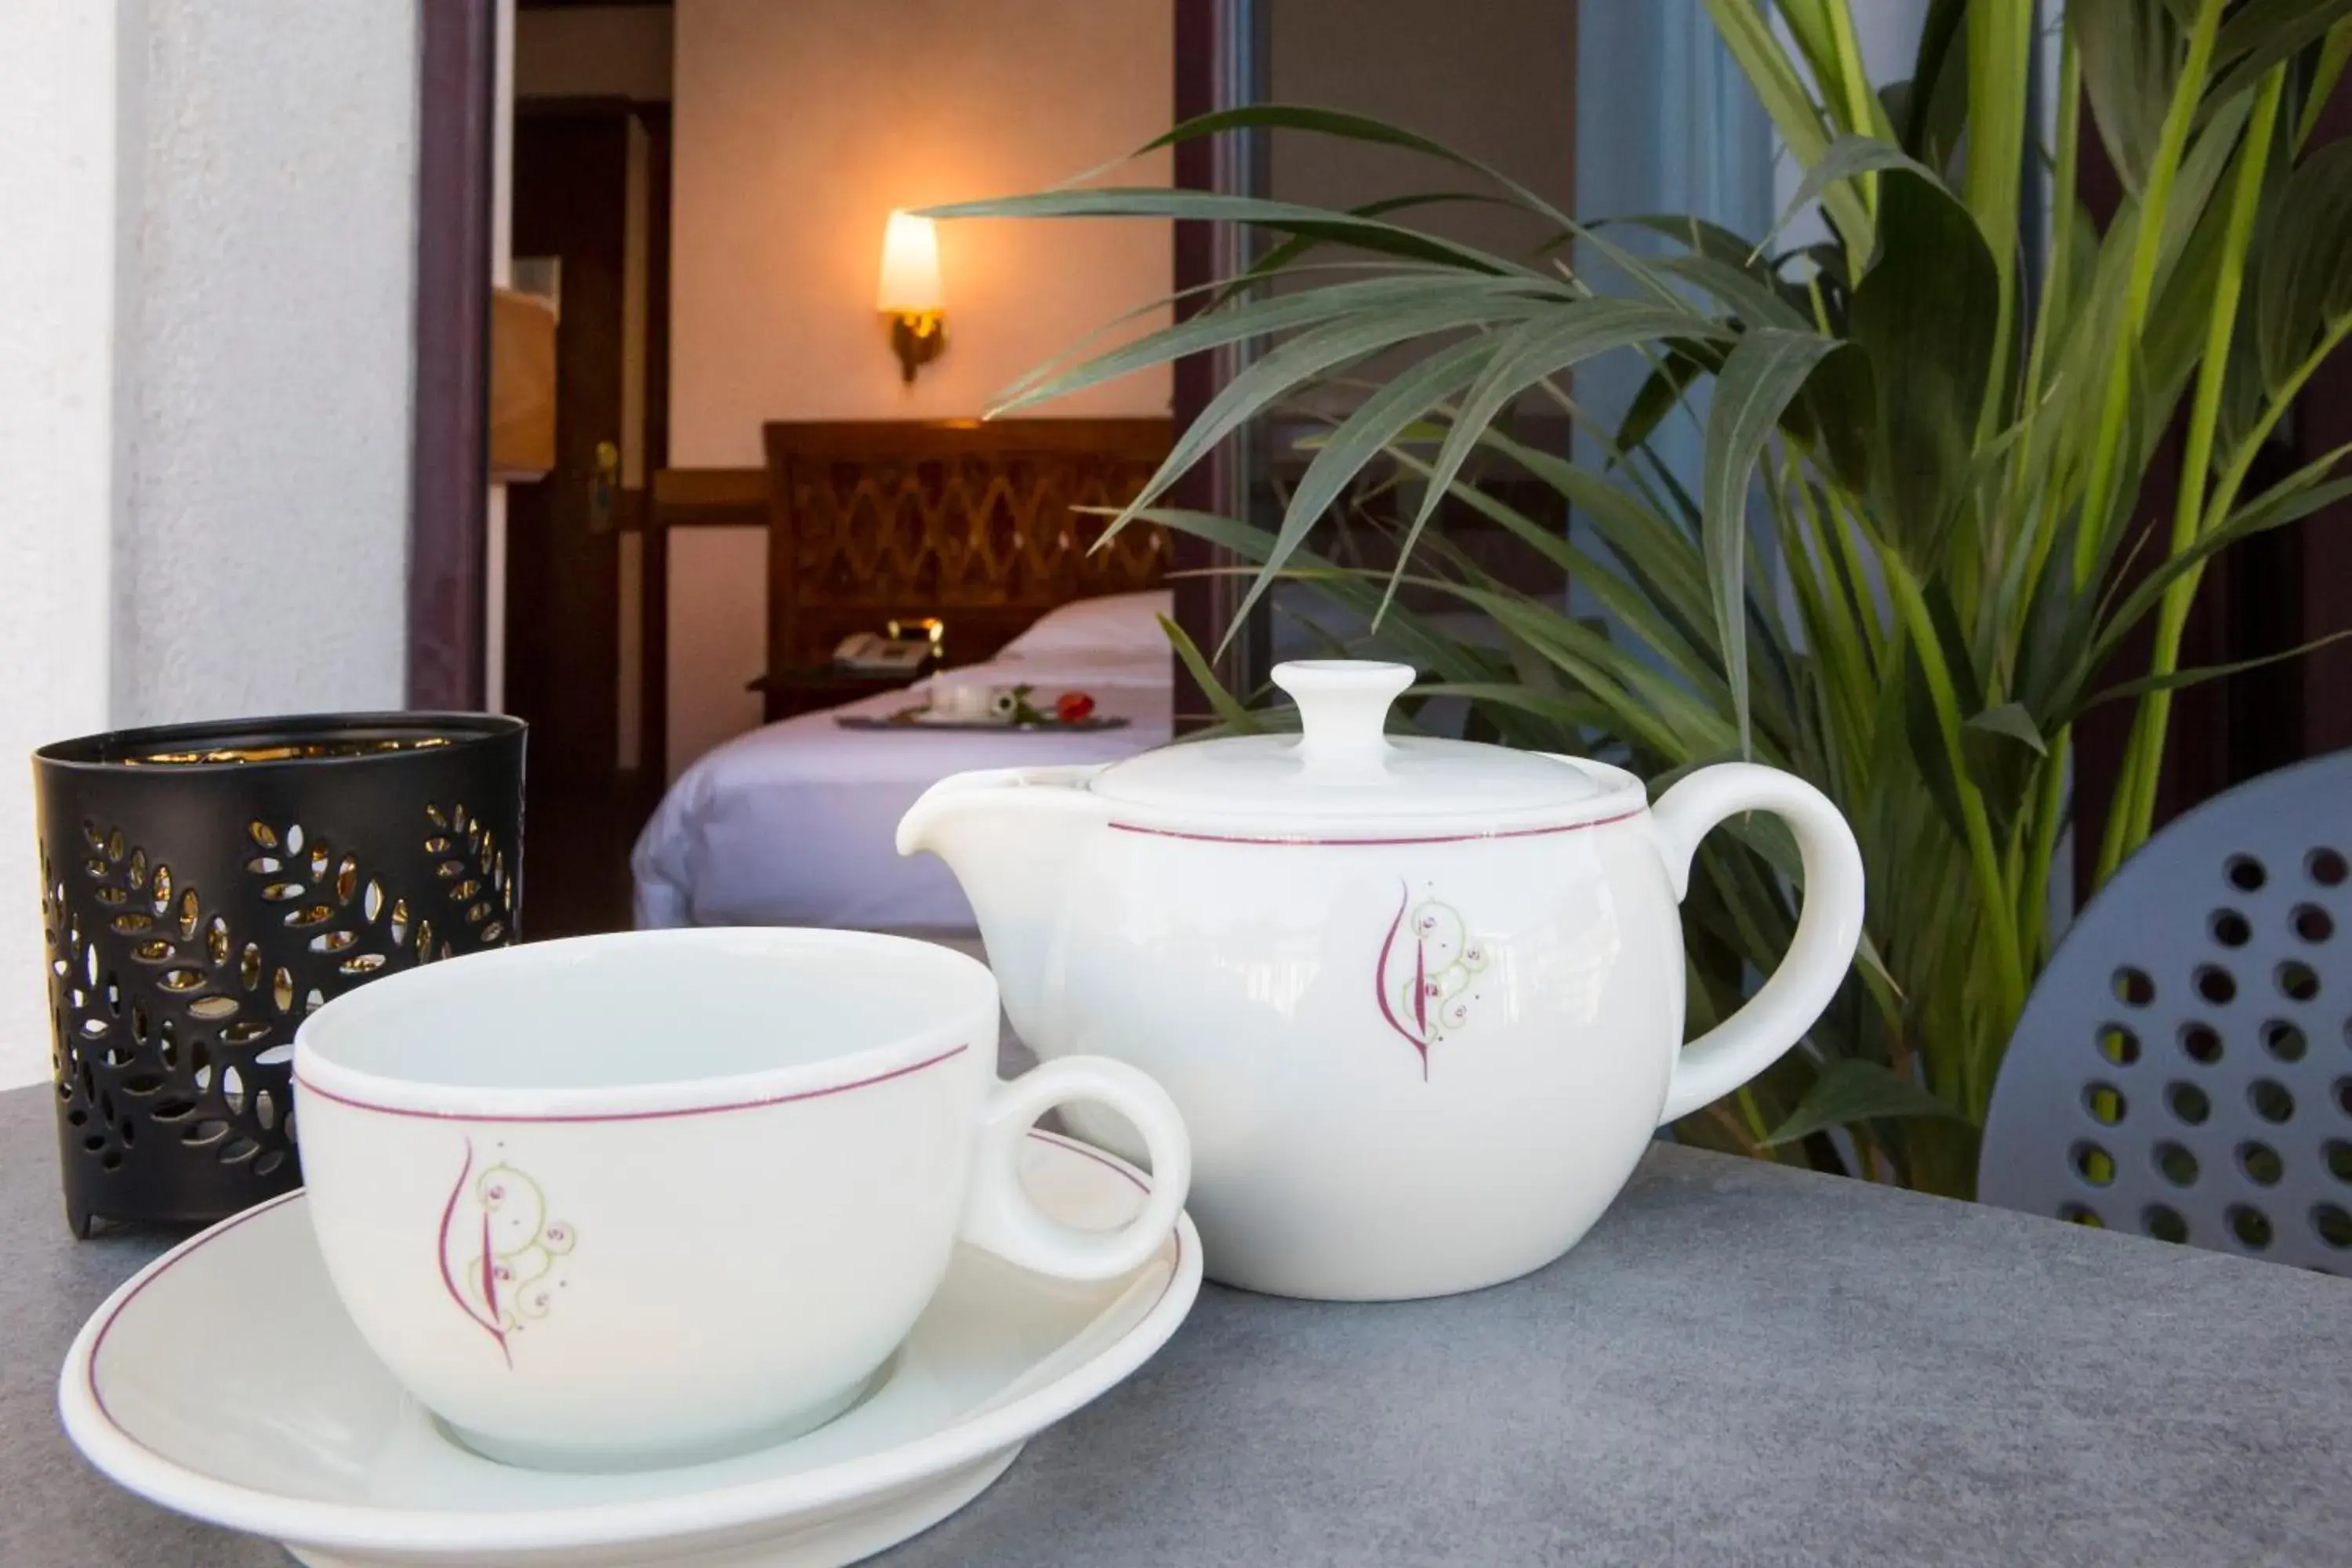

{"left": 291, "top": 1042, "right": 971, "bottom": 1123}
{"left": 289, "top": 927, "right": 988, "bottom": 1127}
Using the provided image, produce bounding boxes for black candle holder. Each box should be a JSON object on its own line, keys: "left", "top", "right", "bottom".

{"left": 33, "top": 713, "right": 526, "bottom": 1236}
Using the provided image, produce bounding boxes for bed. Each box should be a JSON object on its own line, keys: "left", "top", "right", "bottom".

{"left": 633, "top": 418, "right": 1175, "bottom": 931}
{"left": 633, "top": 600, "right": 1171, "bottom": 929}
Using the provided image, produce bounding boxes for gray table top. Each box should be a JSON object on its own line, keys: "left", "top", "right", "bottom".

{"left": 5, "top": 1080, "right": 2350, "bottom": 1568}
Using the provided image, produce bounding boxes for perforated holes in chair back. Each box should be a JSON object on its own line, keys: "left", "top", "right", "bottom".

{"left": 1979, "top": 751, "right": 2352, "bottom": 1270}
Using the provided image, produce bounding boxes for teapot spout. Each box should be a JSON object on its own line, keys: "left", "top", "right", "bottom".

{"left": 896, "top": 766, "right": 1110, "bottom": 1040}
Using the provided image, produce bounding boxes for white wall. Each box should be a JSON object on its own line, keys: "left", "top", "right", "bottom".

{"left": 0, "top": 2, "right": 417, "bottom": 1091}
{"left": 658, "top": 0, "right": 1173, "bottom": 775}
{"left": 0, "top": 0, "right": 125, "bottom": 1092}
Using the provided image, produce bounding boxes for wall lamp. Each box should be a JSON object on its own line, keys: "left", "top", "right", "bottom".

{"left": 877, "top": 209, "right": 946, "bottom": 383}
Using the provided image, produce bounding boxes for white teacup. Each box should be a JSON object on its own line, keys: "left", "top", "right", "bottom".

{"left": 927, "top": 681, "right": 997, "bottom": 721}
{"left": 292, "top": 927, "right": 1191, "bottom": 1472}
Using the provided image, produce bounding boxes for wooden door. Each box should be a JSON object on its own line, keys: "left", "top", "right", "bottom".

{"left": 504, "top": 105, "right": 638, "bottom": 938}
{"left": 506, "top": 107, "right": 628, "bottom": 783}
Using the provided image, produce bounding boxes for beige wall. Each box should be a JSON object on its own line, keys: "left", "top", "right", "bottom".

{"left": 668, "top": 0, "right": 1174, "bottom": 467}
{"left": 660, "top": 0, "right": 1173, "bottom": 775}
{"left": 666, "top": 528, "right": 769, "bottom": 780}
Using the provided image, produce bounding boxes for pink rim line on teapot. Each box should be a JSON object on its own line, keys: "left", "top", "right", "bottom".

{"left": 899, "top": 660, "right": 1864, "bottom": 1301}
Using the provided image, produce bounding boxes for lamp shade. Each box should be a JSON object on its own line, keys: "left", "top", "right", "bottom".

{"left": 876, "top": 210, "right": 944, "bottom": 314}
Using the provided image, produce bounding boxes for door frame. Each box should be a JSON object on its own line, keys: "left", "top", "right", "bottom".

{"left": 1168, "top": 0, "right": 1270, "bottom": 728}
{"left": 409, "top": 0, "right": 498, "bottom": 710}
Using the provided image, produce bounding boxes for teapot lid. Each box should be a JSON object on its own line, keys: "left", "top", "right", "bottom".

{"left": 1089, "top": 660, "right": 1615, "bottom": 826}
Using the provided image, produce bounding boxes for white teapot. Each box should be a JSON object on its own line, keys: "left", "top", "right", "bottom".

{"left": 898, "top": 660, "right": 1864, "bottom": 1300}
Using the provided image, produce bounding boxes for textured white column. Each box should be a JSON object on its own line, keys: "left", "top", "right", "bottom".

{"left": 111, "top": 4, "right": 418, "bottom": 728}
{"left": 0, "top": 1, "right": 128, "bottom": 1091}
{"left": 0, "top": 2, "right": 422, "bottom": 1091}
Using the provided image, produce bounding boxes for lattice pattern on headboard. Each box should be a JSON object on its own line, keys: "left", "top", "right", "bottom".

{"left": 760, "top": 419, "right": 1174, "bottom": 672}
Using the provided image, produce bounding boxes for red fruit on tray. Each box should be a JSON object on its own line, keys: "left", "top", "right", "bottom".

{"left": 1054, "top": 691, "right": 1096, "bottom": 724}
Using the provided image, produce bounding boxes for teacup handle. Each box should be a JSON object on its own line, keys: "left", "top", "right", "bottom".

{"left": 1649, "top": 763, "right": 1867, "bottom": 1126}
{"left": 960, "top": 1056, "right": 1192, "bottom": 1281}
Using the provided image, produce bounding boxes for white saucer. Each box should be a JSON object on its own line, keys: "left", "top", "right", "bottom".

{"left": 60, "top": 1131, "right": 1200, "bottom": 1567}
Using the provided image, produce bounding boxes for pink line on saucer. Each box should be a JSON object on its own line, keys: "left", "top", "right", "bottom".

{"left": 292, "top": 1042, "right": 971, "bottom": 1124}
{"left": 1106, "top": 807, "right": 1642, "bottom": 847}
{"left": 83, "top": 1185, "right": 307, "bottom": 1446}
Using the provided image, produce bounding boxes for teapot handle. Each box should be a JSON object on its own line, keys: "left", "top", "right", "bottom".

{"left": 1647, "top": 764, "right": 1866, "bottom": 1127}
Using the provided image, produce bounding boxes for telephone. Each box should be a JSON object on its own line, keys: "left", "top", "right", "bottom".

{"left": 832, "top": 633, "right": 935, "bottom": 674}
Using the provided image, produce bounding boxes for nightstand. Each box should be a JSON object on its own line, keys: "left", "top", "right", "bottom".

{"left": 746, "top": 666, "right": 933, "bottom": 724}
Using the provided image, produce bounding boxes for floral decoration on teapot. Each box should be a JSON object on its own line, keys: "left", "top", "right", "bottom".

{"left": 1376, "top": 882, "right": 1491, "bottom": 1079}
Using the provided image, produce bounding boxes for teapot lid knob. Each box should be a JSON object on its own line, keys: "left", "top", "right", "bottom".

{"left": 1271, "top": 661, "right": 1414, "bottom": 775}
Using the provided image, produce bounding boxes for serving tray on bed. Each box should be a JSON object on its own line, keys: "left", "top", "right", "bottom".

{"left": 838, "top": 710, "right": 1132, "bottom": 734}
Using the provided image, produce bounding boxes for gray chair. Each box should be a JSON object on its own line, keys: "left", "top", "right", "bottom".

{"left": 1980, "top": 752, "right": 2352, "bottom": 1271}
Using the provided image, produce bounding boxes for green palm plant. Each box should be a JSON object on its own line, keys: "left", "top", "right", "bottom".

{"left": 928, "top": 0, "right": 2352, "bottom": 1198}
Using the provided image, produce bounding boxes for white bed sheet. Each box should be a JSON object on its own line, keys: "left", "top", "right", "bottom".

{"left": 631, "top": 655, "right": 1170, "bottom": 931}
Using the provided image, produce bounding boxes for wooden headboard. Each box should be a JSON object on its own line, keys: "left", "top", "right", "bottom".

{"left": 759, "top": 419, "right": 1174, "bottom": 676}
